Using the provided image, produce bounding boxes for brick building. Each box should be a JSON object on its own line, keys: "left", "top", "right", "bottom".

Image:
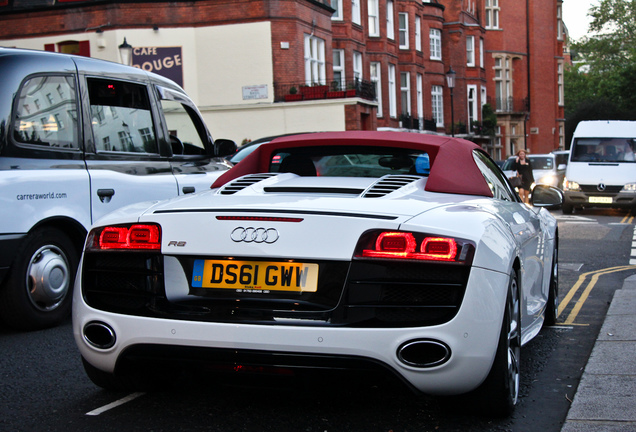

{"left": 0, "top": 0, "right": 565, "bottom": 157}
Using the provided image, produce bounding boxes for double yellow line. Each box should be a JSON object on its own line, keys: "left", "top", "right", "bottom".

{"left": 620, "top": 213, "right": 635, "bottom": 224}
{"left": 557, "top": 265, "right": 636, "bottom": 325}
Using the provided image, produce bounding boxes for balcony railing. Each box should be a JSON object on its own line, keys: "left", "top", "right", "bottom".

{"left": 488, "top": 96, "right": 529, "bottom": 114}
{"left": 275, "top": 80, "right": 376, "bottom": 103}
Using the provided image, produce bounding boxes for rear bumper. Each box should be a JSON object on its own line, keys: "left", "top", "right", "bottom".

{"left": 73, "top": 266, "right": 509, "bottom": 396}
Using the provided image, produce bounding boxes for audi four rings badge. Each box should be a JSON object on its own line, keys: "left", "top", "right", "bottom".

{"left": 231, "top": 227, "right": 280, "bottom": 243}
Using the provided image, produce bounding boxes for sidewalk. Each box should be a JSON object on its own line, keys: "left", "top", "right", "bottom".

{"left": 561, "top": 274, "right": 636, "bottom": 432}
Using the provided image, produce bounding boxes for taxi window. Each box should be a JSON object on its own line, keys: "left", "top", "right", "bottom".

{"left": 88, "top": 78, "right": 157, "bottom": 154}
{"left": 13, "top": 75, "right": 79, "bottom": 150}
{"left": 159, "top": 100, "right": 207, "bottom": 156}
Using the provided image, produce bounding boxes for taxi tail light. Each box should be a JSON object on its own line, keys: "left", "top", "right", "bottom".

{"left": 88, "top": 224, "right": 161, "bottom": 251}
{"left": 355, "top": 231, "right": 473, "bottom": 263}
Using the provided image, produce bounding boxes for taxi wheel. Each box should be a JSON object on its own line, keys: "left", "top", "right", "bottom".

{"left": 561, "top": 203, "right": 573, "bottom": 214}
{"left": 469, "top": 270, "right": 521, "bottom": 417}
{"left": 0, "top": 228, "right": 78, "bottom": 331}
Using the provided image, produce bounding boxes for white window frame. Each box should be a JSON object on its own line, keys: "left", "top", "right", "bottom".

{"left": 388, "top": 64, "right": 397, "bottom": 118}
{"left": 304, "top": 34, "right": 326, "bottom": 85}
{"left": 466, "top": 36, "right": 475, "bottom": 67}
{"left": 371, "top": 62, "right": 383, "bottom": 117}
{"left": 387, "top": 1, "right": 395, "bottom": 40}
{"left": 494, "top": 56, "right": 512, "bottom": 111}
{"left": 486, "top": 0, "right": 499, "bottom": 30}
{"left": 481, "top": 86, "right": 487, "bottom": 108}
{"left": 416, "top": 73, "right": 423, "bottom": 124}
{"left": 400, "top": 71, "right": 410, "bottom": 116}
{"left": 333, "top": 49, "right": 345, "bottom": 90}
{"left": 353, "top": 51, "right": 363, "bottom": 82}
{"left": 368, "top": 0, "right": 380, "bottom": 36}
{"left": 415, "top": 16, "right": 422, "bottom": 52}
{"left": 467, "top": 84, "right": 478, "bottom": 126}
{"left": 352, "top": 0, "right": 361, "bottom": 26}
{"left": 431, "top": 85, "right": 444, "bottom": 127}
{"left": 557, "top": 4, "right": 563, "bottom": 40}
{"left": 398, "top": 13, "right": 409, "bottom": 49}
{"left": 480, "top": 38, "right": 484, "bottom": 68}
{"left": 430, "top": 28, "right": 441, "bottom": 60}
{"left": 331, "top": 0, "right": 343, "bottom": 21}
{"left": 557, "top": 61, "right": 564, "bottom": 106}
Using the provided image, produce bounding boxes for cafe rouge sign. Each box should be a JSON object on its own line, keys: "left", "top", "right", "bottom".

{"left": 132, "top": 46, "right": 183, "bottom": 88}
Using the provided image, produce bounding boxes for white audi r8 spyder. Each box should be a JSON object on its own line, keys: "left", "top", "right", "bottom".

{"left": 73, "top": 131, "right": 562, "bottom": 416}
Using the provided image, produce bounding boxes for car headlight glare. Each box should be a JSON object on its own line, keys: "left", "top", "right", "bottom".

{"left": 563, "top": 179, "right": 580, "bottom": 191}
{"left": 538, "top": 175, "right": 557, "bottom": 186}
{"left": 622, "top": 183, "right": 636, "bottom": 193}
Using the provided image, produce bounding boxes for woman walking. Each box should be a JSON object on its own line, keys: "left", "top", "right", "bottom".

{"left": 513, "top": 149, "right": 534, "bottom": 204}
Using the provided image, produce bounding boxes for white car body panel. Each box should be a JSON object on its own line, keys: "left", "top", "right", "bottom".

{"left": 73, "top": 132, "right": 559, "bottom": 403}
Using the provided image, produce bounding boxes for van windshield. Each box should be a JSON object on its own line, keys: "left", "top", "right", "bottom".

{"left": 571, "top": 138, "right": 636, "bottom": 163}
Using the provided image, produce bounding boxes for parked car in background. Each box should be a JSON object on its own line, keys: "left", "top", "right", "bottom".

{"left": 74, "top": 131, "right": 562, "bottom": 417}
{"left": 551, "top": 150, "right": 570, "bottom": 170}
{"left": 501, "top": 153, "right": 564, "bottom": 189}
{"left": 227, "top": 134, "right": 308, "bottom": 165}
{"left": 562, "top": 120, "right": 636, "bottom": 214}
{"left": 0, "top": 47, "right": 235, "bottom": 330}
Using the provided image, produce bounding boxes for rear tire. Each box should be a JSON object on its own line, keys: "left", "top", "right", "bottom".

{"left": 468, "top": 270, "right": 521, "bottom": 417}
{"left": 544, "top": 246, "right": 559, "bottom": 326}
{"left": 82, "top": 357, "right": 163, "bottom": 391}
{"left": 561, "top": 203, "right": 573, "bottom": 214}
{"left": 0, "top": 228, "right": 79, "bottom": 330}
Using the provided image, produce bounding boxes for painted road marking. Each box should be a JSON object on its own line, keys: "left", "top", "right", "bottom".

{"left": 86, "top": 392, "right": 145, "bottom": 416}
{"left": 632, "top": 225, "right": 636, "bottom": 265}
{"left": 558, "top": 265, "right": 636, "bottom": 325}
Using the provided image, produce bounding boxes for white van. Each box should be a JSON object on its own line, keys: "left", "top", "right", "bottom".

{"left": 0, "top": 48, "right": 236, "bottom": 330}
{"left": 562, "top": 120, "right": 636, "bottom": 214}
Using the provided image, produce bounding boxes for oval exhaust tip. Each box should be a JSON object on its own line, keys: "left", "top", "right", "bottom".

{"left": 397, "top": 339, "right": 451, "bottom": 368}
{"left": 83, "top": 321, "right": 116, "bottom": 349}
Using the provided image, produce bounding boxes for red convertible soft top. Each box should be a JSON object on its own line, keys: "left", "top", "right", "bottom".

{"left": 212, "top": 131, "right": 493, "bottom": 197}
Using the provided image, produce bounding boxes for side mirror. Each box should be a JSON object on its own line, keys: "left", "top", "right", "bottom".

{"left": 214, "top": 139, "right": 237, "bottom": 157}
{"left": 557, "top": 164, "right": 567, "bottom": 171}
{"left": 531, "top": 185, "right": 563, "bottom": 209}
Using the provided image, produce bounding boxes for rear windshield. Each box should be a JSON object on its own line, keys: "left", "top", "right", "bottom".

{"left": 270, "top": 146, "right": 431, "bottom": 177}
{"left": 529, "top": 156, "right": 553, "bottom": 170}
{"left": 571, "top": 138, "right": 636, "bottom": 163}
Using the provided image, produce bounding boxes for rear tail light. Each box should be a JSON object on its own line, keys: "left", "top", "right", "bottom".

{"left": 354, "top": 230, "right": 473, "bottom": 263}
{"left": 88, "top": 224, "right": 161, "bottom": 251}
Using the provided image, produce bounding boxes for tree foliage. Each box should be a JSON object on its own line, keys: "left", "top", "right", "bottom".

{"left": 565, "top": 0, "right": 636, "bottom": 141}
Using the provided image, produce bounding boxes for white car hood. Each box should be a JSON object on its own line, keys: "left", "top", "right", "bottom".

{"left": 566, "top": 162, "right": 636, "bottom": 185}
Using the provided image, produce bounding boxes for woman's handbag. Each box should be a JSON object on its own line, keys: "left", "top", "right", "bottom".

{"left": 508, "top": 175, "right": 522, "bottom": 188}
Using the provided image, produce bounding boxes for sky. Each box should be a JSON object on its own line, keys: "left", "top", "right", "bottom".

{"left": 562, "top": 0, "right": 598, "bottom": 41}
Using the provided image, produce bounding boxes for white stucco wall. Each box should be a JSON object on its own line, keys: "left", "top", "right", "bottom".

{"left": 201, "top": 99, "right": 351, "bottom": 144}
{"left": 1, "top": 22, "right": 356, "bottom": 145}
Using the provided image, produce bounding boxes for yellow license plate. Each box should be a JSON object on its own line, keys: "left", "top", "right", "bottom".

{"left": 192, "top": 259, "right": 319, "bottom": 292}
{"left": 589, "top": 196, "right": 612, "bottom": 204}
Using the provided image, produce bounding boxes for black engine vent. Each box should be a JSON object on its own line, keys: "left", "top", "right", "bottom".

{"left": 362, "top": 175, "right": 423, "bottom": 198}
{"left": 219, "top": 173, "right": 279, "bottom": 195}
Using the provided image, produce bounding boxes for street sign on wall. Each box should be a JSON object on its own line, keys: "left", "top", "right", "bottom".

{"left": 132, "top": 46, "right": 183, "bottom": 88}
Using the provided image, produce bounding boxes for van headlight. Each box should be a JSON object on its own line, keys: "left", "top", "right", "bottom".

{"left": 563, "top": 179, "right": 580, "bottom": 191}
{"left": 621, "top": 183, "right": 636, "bottom": 193}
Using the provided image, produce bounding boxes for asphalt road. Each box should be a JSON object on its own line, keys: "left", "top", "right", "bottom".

{"left": 1, "top": 208, "right": 635, "bottom": 432}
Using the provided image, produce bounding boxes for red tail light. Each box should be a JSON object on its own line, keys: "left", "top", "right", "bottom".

{"left": 91, "top": 224, "right": 161, "bottom": 250}
{"left": 356, "top": 231, "right": 471, "bottom": 263}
